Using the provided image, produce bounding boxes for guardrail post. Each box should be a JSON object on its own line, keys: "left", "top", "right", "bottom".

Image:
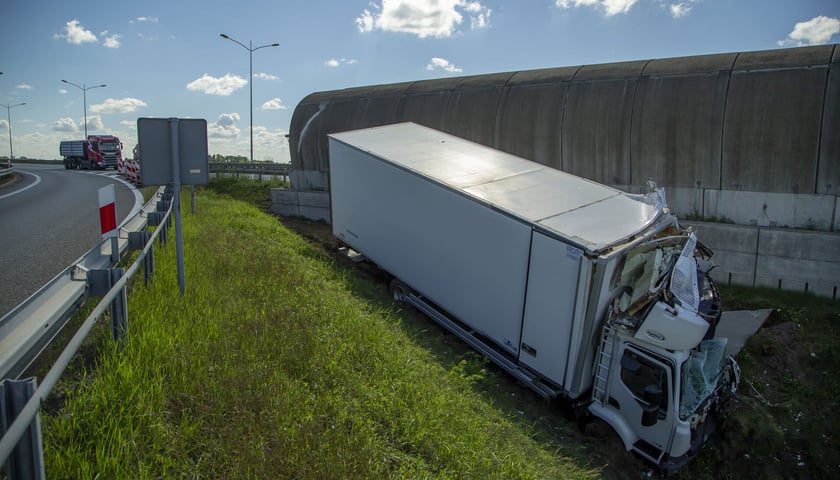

{"left": 129, "top": 231, "right": 155, "bottom": 284}
{"left": 109, "top": 269, "right": 128, "bottom": 342}
{"left": 0, "top": 378, "right": 45, "bottom": 480}
{"left": 88, "top": 268, "right": 128, "bottom": 342}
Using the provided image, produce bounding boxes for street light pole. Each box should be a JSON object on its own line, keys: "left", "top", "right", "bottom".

{"left": 1, "top": 102, "right": 25, "bottom": 163}
{"left": 61, "top": 80, "right": 106, "bottom": 138}
{"left": 220, "top": 33, "right": 279, "bottom": 162}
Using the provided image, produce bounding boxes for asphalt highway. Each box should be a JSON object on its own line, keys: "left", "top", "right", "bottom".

{"left": 0, "top": 163, "right": 140, "bottom": 318}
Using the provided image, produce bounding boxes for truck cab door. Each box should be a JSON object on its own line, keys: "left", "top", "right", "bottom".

{"left": 608, "top": 344, "right": 675, "bottom": 463}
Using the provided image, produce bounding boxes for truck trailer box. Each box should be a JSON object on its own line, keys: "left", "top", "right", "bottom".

{"left": 327, "top": 123, "right": 740, "bottom": 471}
{"left": 59, "top": 140, "right": 86, "bottom": 158}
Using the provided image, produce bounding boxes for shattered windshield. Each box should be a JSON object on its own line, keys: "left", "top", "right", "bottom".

{"left": 680, "top": 338, "right": 728, "bottom": 419}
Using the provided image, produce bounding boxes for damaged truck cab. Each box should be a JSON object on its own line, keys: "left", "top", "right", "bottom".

{"left": 590, "top": 230, "right": 740, "bottom": 469}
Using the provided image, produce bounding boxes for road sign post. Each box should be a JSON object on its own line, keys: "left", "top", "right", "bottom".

{"left": 98, "top": 184, "right": 119, "bottom": 264}
{"left": 137, "top": 117, "right": 208, "bottom": 295}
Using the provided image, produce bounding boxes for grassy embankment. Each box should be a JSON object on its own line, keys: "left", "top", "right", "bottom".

{"left": 40, "top": 178, "right": 599, "bottom": 479}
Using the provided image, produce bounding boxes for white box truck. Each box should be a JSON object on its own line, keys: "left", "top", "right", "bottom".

{"left": 328, "top": 123, "right": 739, "bottom": 472}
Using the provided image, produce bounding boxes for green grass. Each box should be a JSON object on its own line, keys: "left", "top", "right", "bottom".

{"left": 41, "top": 184, "right": 598, "bottom": 479}
{"left": 696, "top": 284, "right": 840, "bottom": 480}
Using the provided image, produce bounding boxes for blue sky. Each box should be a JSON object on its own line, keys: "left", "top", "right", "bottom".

{"left": 1, "top": 0, "right": 838, "bottom": 163}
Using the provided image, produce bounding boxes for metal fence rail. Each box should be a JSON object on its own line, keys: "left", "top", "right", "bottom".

{"left": 208, "top": 162, "right": 291, "bottom": 181}
{"left": 0, "top": 186, "right": 173, "bottom": 479}
{"left": 0, "top": 165, "right": 14, "bottom": 179}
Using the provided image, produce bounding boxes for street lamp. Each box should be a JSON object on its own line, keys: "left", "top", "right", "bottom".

{"left": 61, "top": 79, "right": 106, "bottom": 138}
{"left": 1, "top": 101, "right": 25, "bottom": 164}
{"left": 220, "top": 33, "right": 279, "bottom": 162}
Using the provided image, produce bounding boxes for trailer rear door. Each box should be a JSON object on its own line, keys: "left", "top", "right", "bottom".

{"left": 519, "top": 232, "right": 583, "bottom": 386}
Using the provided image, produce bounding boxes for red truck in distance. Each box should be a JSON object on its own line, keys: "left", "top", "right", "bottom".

{"left": 60, "top": 135, "right": 123, "bottom": 170}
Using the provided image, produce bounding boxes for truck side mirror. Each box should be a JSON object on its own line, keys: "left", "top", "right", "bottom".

{"left": 641, "top": 384, "right": 663, "bottom": 426}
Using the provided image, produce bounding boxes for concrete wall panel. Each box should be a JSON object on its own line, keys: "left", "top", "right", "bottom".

{"left": 733, "top": 45, "right": 833, "bottom": 70}
{"left": 642, "top": 52, "right": 737, "bottom": 76}
{"left": 631, "top": 73, "right": 727, "bottom": 188}
{"left": 506, "top": 65, "right": 580, "bottom": 86}
{"left": 562, "top": 79, "right": 635, "bottom": 184}
{"left": 722, "top": 68, "right": 826, "bottom": 193}
{"left": 684, "top": 222, "right": 758, "bottom": 285}
{"left": 667, "top": 186, "right": 705, "bottom": 218}
{"left": 446, "top": 87, "right": 507, "bottom": 147}
{"left": 495, "top": 84, "right": 567, "bottom": 169}
{"left": 704, "top": 190, "right": 836, "bottom": 230}
{"left": 818, "top": 62, "right": 840, "bottom": 195}
{"left": 396, "top": 92, "right": 451, "bottom": 132}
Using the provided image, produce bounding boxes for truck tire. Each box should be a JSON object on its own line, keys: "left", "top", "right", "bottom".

{"left": 389, "top": 279, "right": 409, "bottom": 303}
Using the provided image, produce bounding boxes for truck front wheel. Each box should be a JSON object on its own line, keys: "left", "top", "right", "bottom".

{"left": 389, "top": 279, "right": 409, "bottom": 303}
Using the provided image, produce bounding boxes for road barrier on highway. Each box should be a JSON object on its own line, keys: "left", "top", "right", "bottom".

{"left": 209, "top": 162, "right": 291, "bottom": 182}
{"left": 124, "top": 157, "right": 141, "bottom": 185}
{"left": 0, "top": 164, "right": 14, "bottom": 180}
{"left": 0, "top": 186, "right": 174, "bottom": 479}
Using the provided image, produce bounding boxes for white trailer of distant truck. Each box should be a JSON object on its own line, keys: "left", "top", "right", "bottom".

{"left": 327, "top": 122, "right": 740, "bottom": 472}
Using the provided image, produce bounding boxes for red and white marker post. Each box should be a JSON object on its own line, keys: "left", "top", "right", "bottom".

{"left": 98, "top": 184, "right": 119, "bottom": 263}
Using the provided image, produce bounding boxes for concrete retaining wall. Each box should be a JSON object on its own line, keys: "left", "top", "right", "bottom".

{"left": 289, "top": 44, "right": 839, "bottom": 199}
{"left": 686, "top": 221, "right": 840, "bottom": 298}
{"left": 270, "top": 189, "right": 330, "bottom": 223}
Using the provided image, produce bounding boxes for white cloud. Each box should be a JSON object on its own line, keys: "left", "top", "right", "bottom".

{"left": 103, "top": 33, "right": 121, "bottom": 48}
{"left": 778, "top": 16, "right": 840, "bottom": 46}
{"left": 356, "top": 0, "right": 492, "bottom": 38}
{"left": 261, "top": 98, "right": 289, "bottom": 110}
{"left": 52, "top": 117, "right": 78, "bottom": 132}
{"left": 556, "top": 0, "right": 637, "bottom": 16}
{"left": 17, "top": 84, "right": 34, "bottom": 90}
{"left": 63, "top": 19, "right": 98, "bottom": 44}
{"left": 186, "top": 74, "right": 247, "bottom": 96}
{"left": 59, "top": 89, "right": 68, "bottom": 95}
{"left": 120, "top": 120, "right": 137, "bottom": 129}
{"left": 85, "top": 116, "right": 104, "bottom": 131}
{"left": 90, "top": 98, "right": 147, "bottom": 114}
{"left": 325, "top": 58, "right": 359, "bottom": 67}
{"left": 209, "top": 113, "right": 241, "bottom": 139}
{"left": 426, "top": 57, "right": 463, "bottom": 73}
{"left": 253, "top": 72, "right": 279, "bottom": 81}
{"left": 135, "top": 16, "right": 159, "bottom": 23}
{"left": 0, "top": 120, "right": 8, "bottom": 132}
{"left": 669, "top": 2, "right": 691, "bottom": 18}
{"left": 356, "top": 9, "right": 375, "bottom": 33}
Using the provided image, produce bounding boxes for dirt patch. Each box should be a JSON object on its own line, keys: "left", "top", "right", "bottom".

{"left": 277, "top": 216, "right": 336, "bottom": 250}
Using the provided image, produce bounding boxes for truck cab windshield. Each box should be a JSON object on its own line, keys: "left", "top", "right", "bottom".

{"left": 614, "top": 235, "right": 688, "bottom": 318}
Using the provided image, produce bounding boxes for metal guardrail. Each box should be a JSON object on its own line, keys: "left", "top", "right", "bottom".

{"left": 0, "top": 186, "right": 173, "bottom": 479}
{"left": 208, "top": 162, "right": 291, "bottom": 181}
{"left": 0, "top": 164, "right": 14, "bottom": 179}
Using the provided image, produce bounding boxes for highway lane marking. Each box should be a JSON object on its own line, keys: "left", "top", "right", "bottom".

{"left": 0, "top": 170, "right": 42, "bottom": 200}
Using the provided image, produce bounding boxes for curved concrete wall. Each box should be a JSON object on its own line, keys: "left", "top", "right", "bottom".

{"left": 282, "top": 45, "right": 840, "bottom": 297}
{"left": 290, "top": 44, "right": 839, "bottom": 196}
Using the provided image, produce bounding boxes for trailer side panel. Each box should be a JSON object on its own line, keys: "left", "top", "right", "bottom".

{"left": 329, "top": 139, "right": 532, "bottom": 355}
{"left": 519, "top": 231, "right": 583, "bottom": 386}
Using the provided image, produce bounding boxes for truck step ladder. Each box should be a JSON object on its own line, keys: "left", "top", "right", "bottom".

{"left": 592, "top": 326, "right": 616, "bottom": 403}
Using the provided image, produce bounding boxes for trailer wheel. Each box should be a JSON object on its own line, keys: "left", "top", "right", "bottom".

{"left": 389, "top": 279, "right": 409, "bottom": 303}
